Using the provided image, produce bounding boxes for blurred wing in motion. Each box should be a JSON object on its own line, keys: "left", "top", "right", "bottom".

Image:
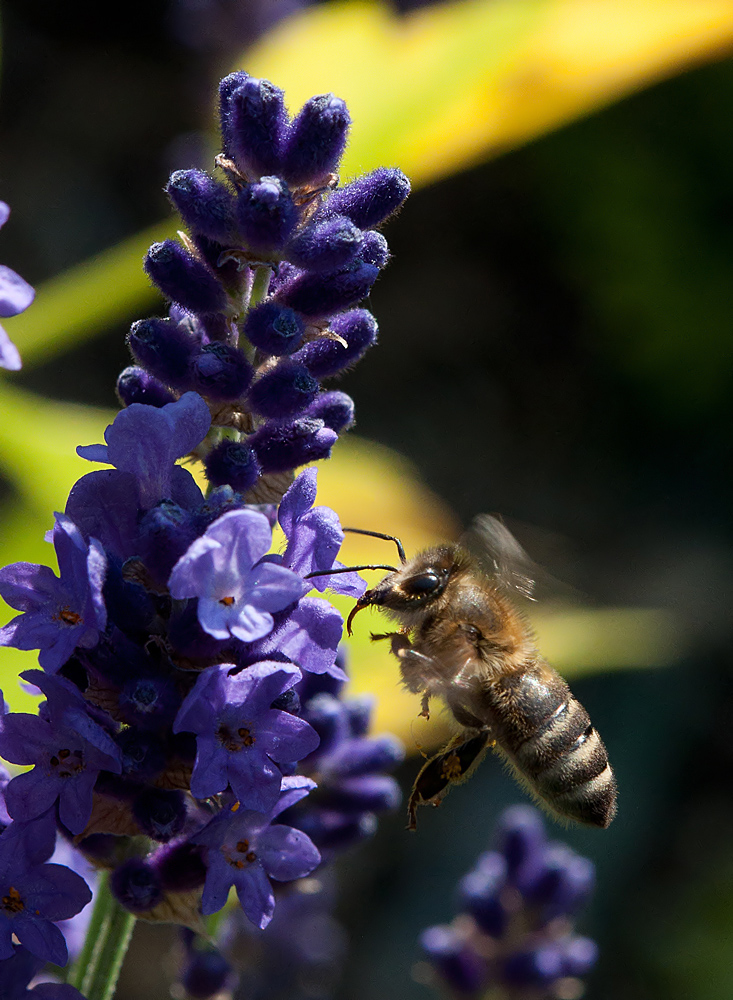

{"left": 461, "top": 514, "right": 539, "bottom": 600}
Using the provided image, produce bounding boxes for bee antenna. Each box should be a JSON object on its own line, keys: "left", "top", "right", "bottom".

{"left": 342, "top": 527, "right": 406, "bottom": 564}
{"left": 303, "top": 564, "right": 398, "bottom": 580}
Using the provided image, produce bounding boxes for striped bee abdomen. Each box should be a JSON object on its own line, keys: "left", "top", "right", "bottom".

{"left": 492, "top": 667, "right": 617, "bottom": 829}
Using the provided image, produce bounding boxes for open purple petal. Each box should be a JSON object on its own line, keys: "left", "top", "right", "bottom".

{"left": 247, "top": 561, "right": 305, "bottom": 613}
{"left": 3, "top": 769, "right": 59, "bottom": 823}
{"left": 57, "top": 769, "right": 97, "bottom": 835}
{"left": 0, "top": 324, "right": 21, "bottom": 370}
{"left": 278, "top": 468, "right": 318, "bottom": 536}
{"left": 65, "top": 470, "right": 140, "bottom": 559}
{"left": 259, "top": 823, "right": 321, "bottom": 881}
{"left": 189, "top": 736, "right": 228, "bottom": 800}
{"left": 234, "top": 862, "right": 275, "bottom": 930}
{"left": 228, "top": 604, "right": 274, "bottom": 643}
{"left": 0, "top": 265, "right": 35, "bottom": 318}
{"left": 256, "top": 710, "right": 320, "bottom": 761}
{"left": 13, "top": 916, "right": 67, "bottom": 967}
{"left": 228, "top": 750, "right": 281, "bottom": 812}
{"left": 256, "top": 598, "right": 345, "bottom": 679}
{"left": 23, "top": 863, "right": 92, "bottom": 922}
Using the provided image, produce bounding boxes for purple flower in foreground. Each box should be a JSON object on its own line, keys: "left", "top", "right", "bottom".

{"left": 195, "top": 777, "right": 320, "bottom": 929}
{"left": 0, "top": 819, "right": 92, "bottom": 965}
{"left": 0, "top": 943, "right": 85, "bottom": 999}
{"left": 0, "top": 201, "right": 34, "bottom": 371}
{"left": 168, "top": 508, "right": 304, "bottom": 642}
{"left": 0, "top": 514, "right": 106, "bottom": 673}
{"left": 174, "top": 661, "right": 319, "bottom": 812}
{"left": 0, "top": 671, "right": 121, "bottom": 834}
{"left": 77, "top": 392, "right": 210, "bottom": 509}
{"left": 278, "top": 469, "right": 366, "bottom": 598}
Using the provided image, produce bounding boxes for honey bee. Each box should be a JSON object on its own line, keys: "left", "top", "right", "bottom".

{"left": 336, "top": 518, "right": 617, "bottom": 831}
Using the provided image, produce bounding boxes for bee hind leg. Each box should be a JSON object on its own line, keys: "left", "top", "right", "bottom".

{"left": 407, "top": 730, "right": 492, "bottom": 831}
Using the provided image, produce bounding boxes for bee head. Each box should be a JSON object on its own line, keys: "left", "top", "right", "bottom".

{"left": 347, "top": 547, "right": 462, "bottom": 634}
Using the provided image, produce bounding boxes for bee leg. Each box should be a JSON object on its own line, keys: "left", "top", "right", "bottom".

{"left": 407, "top": 730, "right": 492, "bottom": 831}
{"left": 419, "top": 692, "right": 431, "bottom": 720}
{"left": 369, "top": 631, "right": 405, "bottom": 644}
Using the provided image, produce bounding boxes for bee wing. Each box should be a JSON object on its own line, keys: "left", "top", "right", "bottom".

{"left": 461, "top": 514, "right": 539, "bottom": 600}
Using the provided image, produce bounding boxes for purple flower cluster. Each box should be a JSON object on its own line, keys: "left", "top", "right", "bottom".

{"left": 167, "top": 670, "right": 402, "bottom": 999}
{"left": 0, "top": 201, "right": 35, "bottom": 371}
{"left": 119, "top": 72, "right": 409, "bottom": 503}
{"left": 0, "top": 72, "right": 408, "bottom": 996}
{"left": 419, "top": 806, "right": 598, "bottom": 999}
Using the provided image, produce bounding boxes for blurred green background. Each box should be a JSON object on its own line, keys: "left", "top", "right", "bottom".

{"left": 1, "top": 2, "right": 733, "bottom": 998}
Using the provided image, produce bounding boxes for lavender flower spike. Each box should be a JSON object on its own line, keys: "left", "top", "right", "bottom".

{"left": 168, "top": 508, "right": 305, "bottom": 642}
{"left": 174, "top": 661, "right": 319, "bottom": 812}
{"left": 0, "top": 201, "right": 35, "bottom": 370}
{"left": 0, "top": 513, "right": 106, "bottom": 673}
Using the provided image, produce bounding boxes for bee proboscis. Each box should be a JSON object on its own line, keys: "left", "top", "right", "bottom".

{"left": 319, "top": 518, "right": 617, "bottom": 830}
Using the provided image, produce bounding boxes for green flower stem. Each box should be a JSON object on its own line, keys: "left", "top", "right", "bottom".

{"left": 248, "top": 265, "right": 272, "bottom": 312}
{"left": 67, "top": 873, "right": 114, "bottom": 991}
{"left": 67, "top": 874, "right": 136, "bottom": 1000}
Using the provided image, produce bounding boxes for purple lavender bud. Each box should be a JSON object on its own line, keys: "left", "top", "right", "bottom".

{"left": 457, "top": 853, "right": 508, "bottom": 937}
{"left": 250, "top": 417, "right": 337, "bottom": 474}
{"left": 294, "top": 809, "right": 377, "bottom": 851}
{"left": 293, "top": 308, "right": 377, "bottom": 377}
{"left": 559, "top": 935, "right": 598, "bottom": 977}
{"left": 191, "top": 343, "right": 253, "bottom": 401}
{"left": 503, "top": 945, "right": 565, "bottom": 987}
{"left": 204, "top": 439, "right": 261, "bottom": 492}
{"left": 359, "top": 230, "right": 389, "bottom": 268}
{"left": 420, "top": 925, "right": 487, "bottom": 995}
{"left": 111, "top": 858, "right": 164, "bottom": 913}
{"left": 304, "top": 391, "right": 355, "bottom": 432}
{"left": 116, "top": 366, "right": 177, "bottom": 408}
{"left": 344, "top": 695, "right": 374, "bottom": 737}
{"left": 286, "top": 215, "right": 362, "bottom": 273}
{"left": 322, "top": 775, "right": 401, "bottom": 813}
{"left": 127, "top": 317, "right": 199, "bottom": 390}
{"left": 119, "top": 673, "right": 181, "bottom": 731}
{"left": 275, "top": 261, "right": 378, "bottom": 320}
{"left": 132, "top": 789, "right": 187, "bottom": 842}
{"left": 325, "top": 735, "right": 405, "bottom": 778}
{"left": 116, "top": 729, "right": 166, "bottom": 783}
{"left": 144, "top": 240, "right": 227, "bottom": 314}
{"left": 166, "top": 170, "right": 236, "bottom": 244}
{"left": 242, "top": 301, "right": 304, "bottom": 356}
{"left": 219, "top": 74, "right": 288, "bottom": 178}
{"left": 248, "top": 360, "right": 319, "bottom": 419}
{"left": 323, "top": 167, "right": 410, "bottom": 229}
{"left": 302, "top": 693, "right": 349, "bottom": 755}
{"left": 495, "top": 804, "right": 546, "bottom": 879}
{"left": 522, "top": 844, "right": 595, "bottom": 918}
{"left": 156, "top": 841, "right": 207, "bottom": 892}
{"left": 137, "top": 500, "right": 200, "bottom": 585}
{"left": 236, "top": 177, "right": 298, "bottom": 251}
{"left": 182, "top": 945, "right": 233, "bottom": 999}
{"left": 281, "top": 94, "right": 351, "bottom": 187}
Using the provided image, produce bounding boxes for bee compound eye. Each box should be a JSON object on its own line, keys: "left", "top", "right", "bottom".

{"left": 404, "top": 571, "right": 442, "bottom": 596}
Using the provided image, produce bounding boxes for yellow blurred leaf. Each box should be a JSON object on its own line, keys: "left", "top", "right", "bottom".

{"left": 244, "top": 0, "right": 733, "bottom": 187}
